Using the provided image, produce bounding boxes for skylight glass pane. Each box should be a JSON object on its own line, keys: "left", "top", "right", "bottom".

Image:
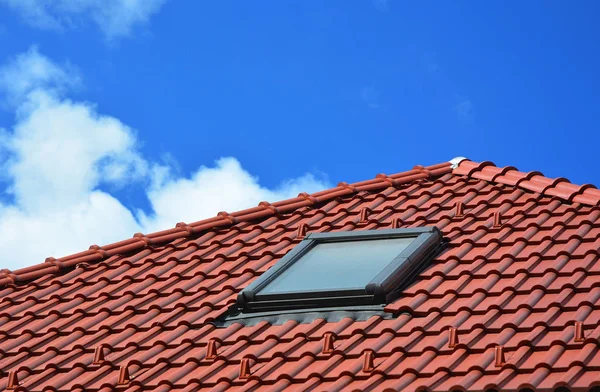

{"left": 260, "top": 237, "right": 415, "bottom": 294}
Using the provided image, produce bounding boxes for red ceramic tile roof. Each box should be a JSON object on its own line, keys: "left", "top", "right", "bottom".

{"left": 1, "top": 159, "right": 600, "bottom": 392}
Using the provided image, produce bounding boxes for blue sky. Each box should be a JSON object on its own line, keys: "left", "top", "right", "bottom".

{"left": 0, "top": 1, "right": 599, "bottom": 268}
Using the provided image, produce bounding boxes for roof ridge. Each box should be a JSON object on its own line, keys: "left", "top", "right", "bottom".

{"left": 454, "top": 159, "right": 600, "bottom": 207}
{"left": 0, "top": 161, "right": 453, "bottom": 287}
{"left": 4, "top": 158, "right": 598, "bottom": 288}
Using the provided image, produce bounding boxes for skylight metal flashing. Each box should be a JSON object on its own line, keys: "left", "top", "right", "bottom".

{"left": 216, "top": 305, "right": 393, "bottom": 327}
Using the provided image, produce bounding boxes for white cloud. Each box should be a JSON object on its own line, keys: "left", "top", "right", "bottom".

{"left": 453, "top": 95, "right": 474, "bottom": 123}
{"left": 0, "top": 48, "right": 331, "bottom": 270}
{"left": 0, "top": 193, "right": 141, "bottom": 268}
{"left": 422, "top": 52, "right": 439, "bottom": 74}
{"left": 361, "top": 85, "right": 382, "bottom": 110}
{"left": 0, "top": 46, "right": 80, "bottom": 108}
{"left": 140, "top": 158, "right": 328, "bottom": 232}
{"left": 374, "top": 0, "right": 390, "bottom": 12}
{"left": 0, "top": 0, "right": 167, "bottom": 40}
{"left": 8, "top": 93, "right": 149, "bottom": 211}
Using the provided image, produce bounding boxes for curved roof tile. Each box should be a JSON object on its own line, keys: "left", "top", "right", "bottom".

{"left": 0, "top": 159, "right": 599, "bottom": 391}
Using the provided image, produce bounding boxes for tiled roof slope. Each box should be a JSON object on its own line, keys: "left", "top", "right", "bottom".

{"left": 1, "top": 159, "right": 600, "bottom": 391}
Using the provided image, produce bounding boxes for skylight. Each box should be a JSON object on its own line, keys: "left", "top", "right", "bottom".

{"left": 236, "top": 227, "right": 442, "bottom": 313}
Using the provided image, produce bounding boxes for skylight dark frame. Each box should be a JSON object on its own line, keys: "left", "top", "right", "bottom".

{"left": 236, "top": 227, "right": 442, "bottom": 313}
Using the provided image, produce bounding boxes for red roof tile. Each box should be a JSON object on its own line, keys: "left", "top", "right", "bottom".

{"left": 1, "top": 158, "right": 600, "bottom": 391}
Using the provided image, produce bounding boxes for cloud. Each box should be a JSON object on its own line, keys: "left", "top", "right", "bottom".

{"left": 422, "top": 52, "right": 440, "bottom": 74}
{"left": 361, "top": 85, "right": 381, "bottom": 109}
{"left": 374, "top": 0, "right": 390, "bottom": 12}
{"left": 453, "top": 95, "right": 474, "bottom": 123}
{"left": 0, "top": 48, "right": 331, "bottom": 270}
{"left": 139, "top": 158, "right": 327, "bottom": 232}
{"left": 0, "top": 46, "right": 80, "bottom": 108}
{"left": 0, "top": 0, "right": 167, "bottom": 40}
{"left": 360, "top": 84, "right": 390, "bottom": 111}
